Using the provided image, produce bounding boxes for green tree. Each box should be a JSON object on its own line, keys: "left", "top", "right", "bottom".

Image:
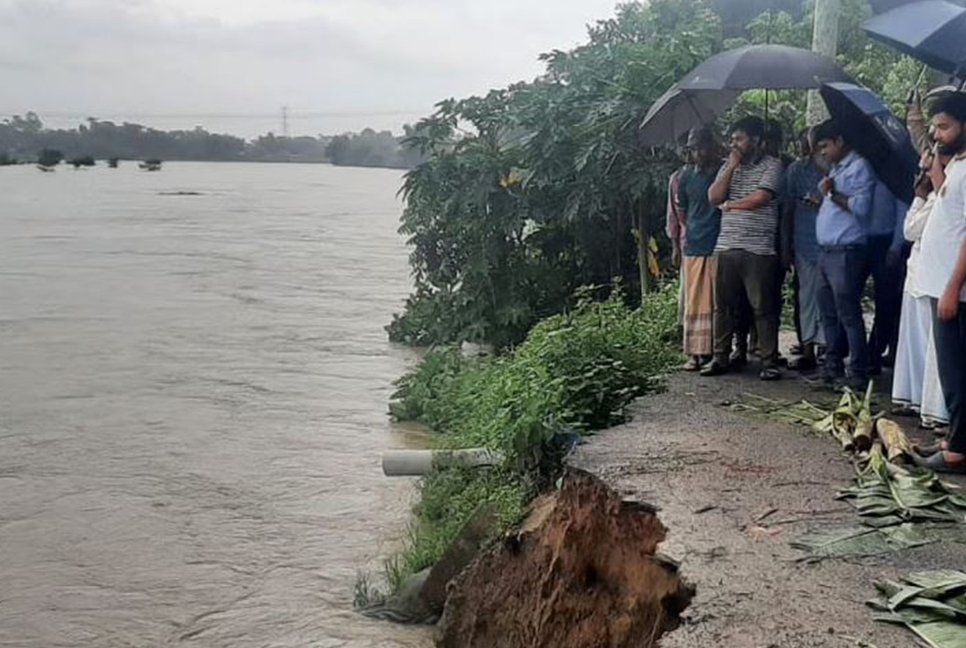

{"left": 37, "top": 148, "right": 63, "bottom": 168}
{"left": 389, "top": 0, "right": 924, "bottom": 350}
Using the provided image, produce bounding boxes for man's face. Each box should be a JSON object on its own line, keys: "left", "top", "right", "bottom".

{"left": 818, "top": 137, "right": 846, "bottom": 165}
{"left": 688, "top": 142, "right": 715, "bottom": 166}
{"left": 730, "top": 129, "right": 757, "bottom": 162}
{"left": 932, "top": 112, "right": 966, "bottom": 156}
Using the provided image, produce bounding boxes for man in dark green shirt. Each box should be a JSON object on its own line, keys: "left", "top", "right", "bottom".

{"left": 677, "top": 128, "right": 722, "bottom": 370}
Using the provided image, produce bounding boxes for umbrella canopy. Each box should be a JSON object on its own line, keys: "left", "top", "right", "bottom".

{"left": 820, "top": 82, "right": 919, "bottom": 204}
{"left": 639, "top": 86, "right": 738, "bottom": 146}
{"left": 640, "top": 45, "right": 852, "bottom": 144}
{"left": 676, "top": 44, "right": 854, "bottom": 91}
{"left": 863, "top": 0, "right": 966, "bottom": 77}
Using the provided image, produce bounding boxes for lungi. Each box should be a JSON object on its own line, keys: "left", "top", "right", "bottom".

{"left": 683, "top": 255, "right": 716, "bottom": 356}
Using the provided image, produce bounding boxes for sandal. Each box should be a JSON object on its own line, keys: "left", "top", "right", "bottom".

{"left": 700, "top": 361, "right": 729, "bottom": 377}
{"left": 913, "top": 442, "right": 945, "bottom": 457}
{"left": 911, "top": 451, "right": 966, "bottom": 474}
{"left": 682, "top": 357, "right": 701, "bottom": 372}
{"left": 729, "top": 350, "right": 748, "bottom": 367}
{"left": 788, "top": 356, "right": 817, "bottom": 372}
{"left": 891, "top": 404, "right": 919, "bottom": 417}
{"left": 759, "top": 367, "right": 781, "bottom": 381}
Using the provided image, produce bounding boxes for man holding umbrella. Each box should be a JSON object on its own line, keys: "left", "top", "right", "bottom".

{"left": 702, "top": 116, "right": 784, "bottom": 381}
{"left": 813, "top": 119, "right": 877, "bottom": 390}
{"left": 914, "top": 92, "right": 966, "bottom": 474}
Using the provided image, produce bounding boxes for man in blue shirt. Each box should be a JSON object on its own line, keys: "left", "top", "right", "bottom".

{"left": 783, "top": 128, "right": 826, "bottom": 370}
{"left": 814, "top": 119, "right": 877, "bottom": 388}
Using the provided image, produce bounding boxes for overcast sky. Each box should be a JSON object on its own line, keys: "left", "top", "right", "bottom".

{"left": 0, "top": 0, "right": 621, "bottom": 138}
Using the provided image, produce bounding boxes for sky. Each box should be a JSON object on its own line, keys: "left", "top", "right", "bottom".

{"left": 0, "top": 0, "right": 622, "bottom": 138}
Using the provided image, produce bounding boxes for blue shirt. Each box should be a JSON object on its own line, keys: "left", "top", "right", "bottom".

{"left": 869, "top": 181, "right": 908, "bottom": 253}
{"left": 816, "top": 150, "right": 876, "bottom": 247}
{"left": 783, "top": 158, "right": 824, "bottom": 262}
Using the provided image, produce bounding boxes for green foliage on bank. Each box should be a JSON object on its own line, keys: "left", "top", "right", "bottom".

{"left": 387, "top": 0, "right": 919, "bottom": 350}
{"left": 385, "top": 286, "right": 680, "bottom": 588}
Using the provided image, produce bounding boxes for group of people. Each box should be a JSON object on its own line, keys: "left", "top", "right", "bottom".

{"left": 666, "top": 93, "right": 966, "bottom": 474}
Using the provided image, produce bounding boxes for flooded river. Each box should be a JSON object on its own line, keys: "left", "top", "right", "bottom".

{"left": 0, "top": 162, "right": 431, "bottom": 647}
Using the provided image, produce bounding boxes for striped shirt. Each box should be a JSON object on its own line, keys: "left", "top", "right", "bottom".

{"left": 714, "top": 155, "right": 783, "bottom": 256}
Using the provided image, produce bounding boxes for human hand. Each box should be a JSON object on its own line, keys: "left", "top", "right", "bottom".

{"left": 928, "top": 153, "right": 946, "bottom": 191}
{"left": 801, "top": 193, "right": 821, "bottom": 207}
{"left": 938, "top": 285, "right": 961, "bottom": 321}
{"left": 727, "top": 148, "right": 742, "bottom": 168}
{"left": 672, "top": 245, "right": 681, "bottom": 269}
{"left": 915, "top": 172, "right": 933, "bottom": 199}
{"left": 819, "top": 177, "right": 834, "bottom": 196}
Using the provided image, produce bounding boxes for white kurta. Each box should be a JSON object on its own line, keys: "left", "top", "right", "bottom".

{"left": 920, "top": 155, "right": 966, "bottom": 302}
{"left": 892, "top": 194, "right": 950, "bottom": 424}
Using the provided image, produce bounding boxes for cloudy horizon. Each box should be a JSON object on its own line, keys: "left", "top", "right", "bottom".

{"left": 0, "top": 0, "right": 622, "bottom": 138}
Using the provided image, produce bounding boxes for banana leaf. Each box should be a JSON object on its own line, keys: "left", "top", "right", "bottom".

{"left": 839, "top": 446, "right": 966, "bottom": 524}
{"left": 791, "top": 523, "right": 938, "bottom": 561}
{"left": 853, "top": 381, "right": 876, "bottom": 452}
{"left": 869, "top": 571, "right": 966, "bottom": 648}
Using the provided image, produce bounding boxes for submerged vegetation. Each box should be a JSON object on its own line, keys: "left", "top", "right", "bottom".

{"left": 385, "top": 286, "right": 681, "bottom": 589}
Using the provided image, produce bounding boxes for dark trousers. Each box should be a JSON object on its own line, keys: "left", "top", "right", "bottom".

{"left": 713, "top": 250, "right": 779, "bottom": 367}
{"left": 817, "top": 246, "right": 870, "bottom": 379}
{"left": 932, "top": 299, "right": 966, "bottom": 455}
{"left": 865, "top": 235, "right": 905, "bottom": 368}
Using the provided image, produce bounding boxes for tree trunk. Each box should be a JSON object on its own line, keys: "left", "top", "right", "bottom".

{"left": 806, "top": 0, "right": 841, "bottom": 126}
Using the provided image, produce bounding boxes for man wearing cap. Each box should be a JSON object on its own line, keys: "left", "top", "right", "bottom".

{"left": 677, "top": 128, "right": 722, "bottom": 370}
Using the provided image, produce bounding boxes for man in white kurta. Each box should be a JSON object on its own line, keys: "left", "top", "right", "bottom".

{"left": 915, "top": 93, "right": 966, "bottom": 473}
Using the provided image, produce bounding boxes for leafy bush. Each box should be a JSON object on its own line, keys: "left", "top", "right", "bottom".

{"left": 392, "top": 285, "right": 680, "bottom": 465}
{"left": 385, "top": 466, "right": 533, "bottom": 591}
{"left": 386, "top": 286, "right": 680, "bottom": 588}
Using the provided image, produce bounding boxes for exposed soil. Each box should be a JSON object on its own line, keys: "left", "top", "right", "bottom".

{"left": 571, "top": 367, "right": 966, "bottom": 648}
{"left": 436, "top": 469, "right": 694, "bottom": 648}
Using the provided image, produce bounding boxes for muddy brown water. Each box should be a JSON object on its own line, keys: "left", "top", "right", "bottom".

{"left": 0, "top": 162, "right": 431, "bottom": 647}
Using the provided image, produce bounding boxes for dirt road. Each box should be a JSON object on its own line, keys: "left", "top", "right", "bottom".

{"left": 572, "top": 369, "right": 966, "bottom": 648}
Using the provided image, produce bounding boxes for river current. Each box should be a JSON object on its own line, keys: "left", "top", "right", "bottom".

{"left": 0, "top": 162, "right": 431, "bottom": 647}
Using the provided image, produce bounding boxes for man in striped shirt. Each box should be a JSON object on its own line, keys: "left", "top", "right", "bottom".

{"left": 702, "top": 116, "right": 784, "bottom": 381}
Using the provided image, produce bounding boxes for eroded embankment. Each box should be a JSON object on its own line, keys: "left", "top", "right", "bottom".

{"left": 435, "top": 469, "right": 693, "bottom": 648}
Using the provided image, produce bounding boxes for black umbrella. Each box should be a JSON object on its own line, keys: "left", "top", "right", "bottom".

{"left": 676, "top": 44, "right": 853, "bottom": 91}
{"left": 640, "top": 45, "right": 853, "bottom": 144}
{"left": 639, "top": 86, "right": 739, "bottom": 146}
{"left": 820, "top": 82, "right": 919, "bottom": 204}
{"left": 863, "top": 0, "right": 966, "bottom": 78}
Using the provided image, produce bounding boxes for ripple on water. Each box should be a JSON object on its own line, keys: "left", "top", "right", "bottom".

{"left": 0, "top": 162, "right": 430, "bottom": 647}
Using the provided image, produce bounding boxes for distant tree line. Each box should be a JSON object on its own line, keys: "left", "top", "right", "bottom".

{"left": 325, "top": 127, "right": 425, "bottom": 169}
{"left": 0, "top": 113, "right": 422, "bottom": 169}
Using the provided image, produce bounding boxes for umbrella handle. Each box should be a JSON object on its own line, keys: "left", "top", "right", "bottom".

{"left": 906, "top": 65, "right": 928, "bottom": 104}
{"left": 903, "top": 64, "right": 934, "bottom": 108}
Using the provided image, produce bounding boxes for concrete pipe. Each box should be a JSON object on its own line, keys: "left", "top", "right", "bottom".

{"left": 382, "top": 448, "right": 502, "bottom": 477}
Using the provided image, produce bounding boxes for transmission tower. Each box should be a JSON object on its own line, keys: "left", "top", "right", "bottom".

{"left": 281, "top": 106, "right": 290, "bottom": 138}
